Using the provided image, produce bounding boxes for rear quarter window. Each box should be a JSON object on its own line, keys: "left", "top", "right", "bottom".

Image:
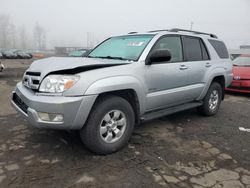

{"left": 208, "top": 39, "right": 229, "bottom": 59}
{"left": 200, "top": 40, "right": 210, "bottom": 60}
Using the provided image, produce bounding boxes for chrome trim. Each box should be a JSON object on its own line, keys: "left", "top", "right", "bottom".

{"left": 23, "top": 74, "right": 41, "bottom": 90}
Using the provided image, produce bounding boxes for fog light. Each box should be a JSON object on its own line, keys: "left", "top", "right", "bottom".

{"left": 37, "top": 112, "right": 64, "bottom": 122}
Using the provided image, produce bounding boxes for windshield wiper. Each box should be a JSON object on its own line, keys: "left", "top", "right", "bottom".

{"left": 88, "top": 56, "right": 132, "bottom": 61}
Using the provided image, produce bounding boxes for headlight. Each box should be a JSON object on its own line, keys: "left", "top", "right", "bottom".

{"left": 39, "top": 75, "right": 80, "bottom": 93}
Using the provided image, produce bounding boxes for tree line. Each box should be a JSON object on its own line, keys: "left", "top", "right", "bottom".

{"left": 0, "top": 14, "right": 46, "bottom": 50}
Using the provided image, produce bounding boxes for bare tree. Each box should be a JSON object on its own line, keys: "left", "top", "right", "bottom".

{"left": 19, "top": 25, "right": 28, "bottom": 49}
{"left": 9, "top": 23, "right": 16, "bottom": 49}
{"left": 86, "top": 32, "right": 95, "bottom": 48}
{"left": 0, "top": 14, "right": 11, "bottom": 49}
{"left": 0, "top": 14, "right": 46, "bottom": 50}
{"left": 33, "top": 23, "right": 46, "bottom": 50}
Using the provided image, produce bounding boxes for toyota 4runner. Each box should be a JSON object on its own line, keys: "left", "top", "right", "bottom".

{"left": 11, "top": 29, "right": 233, "bottom": 154}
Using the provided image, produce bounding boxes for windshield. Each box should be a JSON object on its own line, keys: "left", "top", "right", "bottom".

{"left": 233, "top": 56, "right": 250, "bottom": 66}
{"left": 88, "top": 35, "right": 154, "bottom": 61}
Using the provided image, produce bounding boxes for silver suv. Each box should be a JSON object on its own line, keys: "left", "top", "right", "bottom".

{"left": 11, "top": 29, "right": 233, "bottom": 154}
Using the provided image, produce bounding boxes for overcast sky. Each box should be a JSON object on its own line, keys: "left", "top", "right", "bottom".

{"left": 0, "top": 0, "right": 249, "bottom": 49}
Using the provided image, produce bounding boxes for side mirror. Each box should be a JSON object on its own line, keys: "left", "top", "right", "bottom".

{"left": 146, "top": 49, "right": 172, "bottom": 65}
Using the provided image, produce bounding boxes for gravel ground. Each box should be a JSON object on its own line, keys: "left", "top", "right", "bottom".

{"left": 0, "top": 59, "right": 250, "bottom": 188}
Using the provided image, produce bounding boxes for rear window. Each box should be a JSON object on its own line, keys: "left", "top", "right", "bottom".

{"left": 208, "top": 39, "right": 229, "bottom": 59}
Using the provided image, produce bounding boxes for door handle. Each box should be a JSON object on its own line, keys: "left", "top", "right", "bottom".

{"left": 179, "top": 64, "right": 188, "bottom": 70}
{"left": 205, "top": 62, "right": 212, "bottom": 68}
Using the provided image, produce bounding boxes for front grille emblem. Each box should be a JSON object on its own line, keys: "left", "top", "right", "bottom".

{"left": 22, "top": 73, "right": 41, "bottom": 90}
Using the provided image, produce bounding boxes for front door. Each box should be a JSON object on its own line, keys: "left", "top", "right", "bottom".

{"left": 145, "top": 35, "right": 190, "bottom": 111}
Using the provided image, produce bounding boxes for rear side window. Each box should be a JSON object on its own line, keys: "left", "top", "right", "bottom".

{"left": 182, "top": 36, "right": 203, "bottom": 61}
{"left": 208, "top": 39, "right": 229, "bottom": 59}
{"left": 200, "top": 40, "right": 210, "bottom": 60}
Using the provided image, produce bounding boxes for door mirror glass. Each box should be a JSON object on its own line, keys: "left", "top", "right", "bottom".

{"left": 147, "top": 49, "right": 172, "bottom": 64}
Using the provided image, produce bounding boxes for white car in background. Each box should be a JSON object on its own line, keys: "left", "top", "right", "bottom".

{"left": 0, "top": 61, "right": 5, "bottom": 72}
{"left": 0, "top": 52, "right": 4, "bottom": 72}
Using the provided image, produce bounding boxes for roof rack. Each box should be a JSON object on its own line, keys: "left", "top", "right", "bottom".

{"left": 128, "top": 32, "right": 138, "bottom": 34}
{"left": 148, "top": 29, "right": 169, "bottom": 33}
{"left": 169, "top": 28, "right": 218, "bottom": 39}
{"left": 148, "top": 28, "right": 218, "bottom": 39}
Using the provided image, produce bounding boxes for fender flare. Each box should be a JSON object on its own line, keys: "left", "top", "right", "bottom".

{"left": 85, "top": 76, "right": 146, "bottom": 114}
{"left": 198, "top": 68, "right": 226, "bottom": 100}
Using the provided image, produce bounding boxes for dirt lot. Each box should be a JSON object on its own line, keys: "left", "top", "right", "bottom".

{"left": 0, "top": 59, "right": 250, "bottom": 188}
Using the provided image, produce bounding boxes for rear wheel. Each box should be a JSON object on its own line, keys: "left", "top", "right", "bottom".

{"left": 80, "top": 95, "right": 135, "bottom": 154}
{"left": 198, "top": 82, "right": 223, "bottom": 116}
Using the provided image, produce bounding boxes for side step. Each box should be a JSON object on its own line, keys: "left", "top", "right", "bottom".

{"left": 141, "top": 102, "right": 202, "bottom": 122}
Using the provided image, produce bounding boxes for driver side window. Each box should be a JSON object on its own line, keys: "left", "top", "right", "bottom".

{"left": 152, "top": 36, "right": 183, "bottom": 62}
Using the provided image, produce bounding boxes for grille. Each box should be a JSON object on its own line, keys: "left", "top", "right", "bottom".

{"left": 12, "top": 93, "right": 28, "bottom": 114}
{"left": 26, "top": 71, "right": 41, "bottom": 76}
{"left": 23, "top": 71, "right": 41, "bottom": 90}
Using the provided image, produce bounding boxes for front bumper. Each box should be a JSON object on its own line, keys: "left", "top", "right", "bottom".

{"left": 11, "top": 82, "right": 97, "bottom": 130}
{"left": 226, "top": 80, "right": 250, "bottom": 93}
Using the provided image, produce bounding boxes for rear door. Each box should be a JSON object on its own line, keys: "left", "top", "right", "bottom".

{"left": 181, "top": 36, "right": 210, "bottom": 100}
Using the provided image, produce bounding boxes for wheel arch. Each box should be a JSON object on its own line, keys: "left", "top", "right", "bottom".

{"left": 212, "top": 76, "right": 225, "bottom": 100}
{"left": 84, "top": 76, "right": 146, "bottom": 115}
{"left": 83, "top": 76, "right": 147, "bottom": 126}
{"left": 199, "top": 73, "right": 226, "bottom": 100}
{"left": 93, "top": 89, "right": 141, "bottom": 125}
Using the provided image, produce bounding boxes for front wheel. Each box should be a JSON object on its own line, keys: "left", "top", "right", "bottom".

{"left": 198, "top": 82, "right": 223, "bottom": 116}
{"left": 80, "top": 95, "right": 135, "bottom": 154}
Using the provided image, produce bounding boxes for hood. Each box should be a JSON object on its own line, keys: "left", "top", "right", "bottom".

{"left": 233, "top": 66, "right": 250, "bottom": 80}
{"left": 27, "top": 57, "right": 130, "bottom": 78}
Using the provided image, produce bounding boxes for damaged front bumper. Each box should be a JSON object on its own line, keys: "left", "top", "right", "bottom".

{"left": 11, "top": 82, "right": 97, "bottom": 130}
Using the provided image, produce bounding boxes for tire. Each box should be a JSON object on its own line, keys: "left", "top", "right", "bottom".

{"left": 198, "top": 82, "right": 223, "bottom": 116}
{"left": 80, "top": 95, "right": 135, "bottom": 154}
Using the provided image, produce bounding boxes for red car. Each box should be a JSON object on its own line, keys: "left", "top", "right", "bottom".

{"left": 226, "top": 55, "right": 250, "bottom": 93}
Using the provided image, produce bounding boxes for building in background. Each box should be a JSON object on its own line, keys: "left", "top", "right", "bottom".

{"left": 228, "top": 48, "right": 250, "bottom": 60}
{"left": 240, "top": 45, "right": 250, "bottom": 49}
